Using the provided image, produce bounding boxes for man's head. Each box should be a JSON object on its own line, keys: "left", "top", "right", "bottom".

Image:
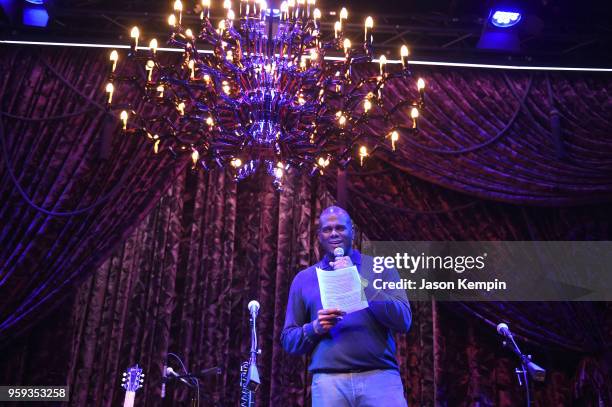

{"left": 318, "top": 206, "right": 353, "bottom": 256}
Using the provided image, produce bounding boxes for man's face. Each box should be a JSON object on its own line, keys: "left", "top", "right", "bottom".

{"left": 318, "top": 211, "right": 353, "bottom": 256}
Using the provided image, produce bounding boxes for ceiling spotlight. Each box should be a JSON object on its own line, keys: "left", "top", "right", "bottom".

{"left": 490, "top": 10, "right": 522, "bottom": 28}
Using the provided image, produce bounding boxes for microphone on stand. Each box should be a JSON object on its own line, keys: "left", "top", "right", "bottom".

{"left": 161, "top": 358, "right": 167, "bottom": 399}
{"left": 166, "top": 367, "right": 195, "bottom": 387}
{"left": 248, "top": 300, "right": 260, "bottom": 321}
{"left": 245, "top": 300, "right": 261, "bottom": 393}
{"left": 496, "top": 322, "right": 513, "bottom": 339}
{"left": 496, "top": 323, "right": 546, "bottom": 382}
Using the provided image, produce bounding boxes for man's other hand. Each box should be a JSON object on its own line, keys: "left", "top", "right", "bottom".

{"left": 313, "top": 309, "right": 346, "bottom": 334}
{"left": 329, "top": 256, "right": 353, "bottom": 270}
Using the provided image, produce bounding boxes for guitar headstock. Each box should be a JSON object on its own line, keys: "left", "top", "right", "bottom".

{"left": 122, "top": 364, "right": 144, "bottom": 393}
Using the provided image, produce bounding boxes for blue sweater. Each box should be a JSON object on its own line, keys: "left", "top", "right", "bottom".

{"left": 281, "top": 250, "right": 412, "bottom": 373}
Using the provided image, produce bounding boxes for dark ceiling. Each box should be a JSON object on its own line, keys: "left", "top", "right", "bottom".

{"left": 2, "top": 0, "right": 612, "bottom": 66}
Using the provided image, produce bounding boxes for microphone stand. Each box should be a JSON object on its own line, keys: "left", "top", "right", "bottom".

{"left": 240, "top": 308, "right": 260, "bottom": 407}
{"left": 500, "top": 334, "right": 545, "bottom": 407}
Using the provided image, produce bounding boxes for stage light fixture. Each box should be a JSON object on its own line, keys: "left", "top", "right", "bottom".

{"left": 491, "top": 10, "right": 522, "bottom": 28}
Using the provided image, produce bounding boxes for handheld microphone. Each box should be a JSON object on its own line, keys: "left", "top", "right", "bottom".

{"left": 333, "top": 247, "right": 344, "bottom": 260}
{"left": 161, "top": 359, "right": 167, "bottom": 399}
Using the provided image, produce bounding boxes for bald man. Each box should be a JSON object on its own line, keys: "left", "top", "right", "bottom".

{"left": 281, "top": 206, "right": 412, "bottom": 407}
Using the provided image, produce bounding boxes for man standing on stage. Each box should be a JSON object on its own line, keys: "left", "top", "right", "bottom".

{"left": 281, "top": 206, "right": 411, "bottom": 407}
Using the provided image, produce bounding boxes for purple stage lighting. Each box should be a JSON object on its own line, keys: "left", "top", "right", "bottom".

{"left": 491, "top": 10, "right": 522, "bottom": 28}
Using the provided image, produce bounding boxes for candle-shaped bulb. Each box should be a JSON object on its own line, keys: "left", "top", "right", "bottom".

{"left": 334, "top": 21, "right": 341, "bottom": 38}
{"left": 149, "top": 39, "right": 158, "bottom": 55}
{"left": 177, "top": 102, "right": 186, "bottom": 115}
{"left": 417, "top": 78, "right": 425, "bottom": 91}
{"left": 379, "top": 54, "right": 387, "bottom": 75}
{"left": 105, "top": 83, "right": 114, "bottom": 104}
{"left": 206, "top": 116, "right": 214, "bottom": 126}
{"left": 223, "top": 0, "right": 231, "bottom": 9}
{"left": 202, "top": 0, "right": 210, "bottom": 7}
{"left": 391, "top": 130, "right": 399, "bottom": 150}
{"left": 365, "top": 16, "right": 373, "bottom": 43}
{"left": 185, "top": 28, "right": 193, "bottom": 38}
{"left": 191, "top": 149, "right": 199, "bottom": 166}
{"left": 156, "top": 85, "right": 164, "bottom": 97}
{"left": 359, "top": 145, "right": 368, "bottom": 165}
{"left": 168, "top": 14, "right": 176, "bottom": 26}
{"left": 145, "top": 60, "right": 155, "bottom": 81}
{"left": 109, "top": 50, "right": 118, "bottom": 73}
{"left": 363, "top": 98, "right": 371, "bottom": 112}
{"left": 411, "top": 107, "right": 419, "bottom": 128}
{"left": 343, "top": 38, "right": 351, "bottom": 56}
{"left": 188, "top": 59, "right": 196, "bottom": 79}
{"left": 130, "top": 26, "right": 140, "bottom": 51}
{"left": 153, "top": 140, "right": 160, "bottom": 154}
{"left": 313, "top": 7, "right": 321, "bottom": 20}
{"left": 174, "top": 0, "right": 182, "bottom": 12}
{"left": 231, "top": 157, "right": 242, "bottom": 167}
{"left": 120, "top": 111, "right": 128, "bottom": 130}
{"left": 400, "top": 45, "right": 409, "bottom": 67}
{"left": 339, "top": 7, "right": 348, "bottom": 21}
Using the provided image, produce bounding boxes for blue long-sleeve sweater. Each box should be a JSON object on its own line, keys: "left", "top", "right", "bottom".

{"left": 281, "top": 250, "right": 412, "bottom": 373}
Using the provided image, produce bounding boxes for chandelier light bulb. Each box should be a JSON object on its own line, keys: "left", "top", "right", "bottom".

{"left": 400, "top": 45, "right": 409, "bottom": 68}
{"left": 223, "top": 0, "right": 231, "bottom": 10}
{"left": 120, "top": 111, "right": 128, "bottom": 130}
{"left": 363, "top": 98, "right": 371, "bottom": 112}
{"left": 156, "top": 85, "right": 164, "bottom": 97}
{"left": 339, "top": 115, "right": 347, "bottom": 126}
{"left": 365, "top": 16, "right": 373, "bottom": 29}
{"left": 105, "top": 83, "right": 114, "bottom": 104}
{"left": 130, "top": 26, "right": 140, "bottom": 51}
{"left": 339, "top": 7, "right": 348, "bottom": 21}
{"left": 168, "top": 14, "right": 176, "bottom": 26}
{"left": 343, "top": 38, "right": 351, "bottom": 56}
{"left": 202, "top": 0, "right": 210, "bottom": 7}
{"left": 206, "top": 116, "right": 214, "bottom": 126}
{"left": 411, "top": 107, "right": 419, "bottom": 129}
{"left": 231, "top": 157, "right": 242, "bottom": 168}
{"left": 145, "top": 60, "right": 155, "bottom": 82}
{"left": 417, "top": 78, "right": 425, "bottom": 90}
{"left": 379, "top": 54, "right": 387, "bottom": 75}
{"left": 191, "top": 149, "right": 199, "bottom": 165}
{"left": 227, "top": 9, "right": 235, "bottom": 21}
{"left": 173, "top": 0, "right": 182, "bottom": 12}
{"left": 359, "top": 145, "right": 368, "bottom": 165}
{"left": 334, "top": 21, "right": 341, "bottom": 38}
{"left": 109, "top": 50, "right": 118, "bottom": 73}
{"left": 391, "top": 130, "right": 399, "bottom": 151}
{"left": 177, "top": 102, "right": 186, "bottom": 115}
{"left": 149, "top": 39, "right": 158, "bottom": 54}
{"left": 313, "top": 8, "right": 321, "bottom": 20}
{"left": 185, "top": 28, "right": 194, "bottom": 38}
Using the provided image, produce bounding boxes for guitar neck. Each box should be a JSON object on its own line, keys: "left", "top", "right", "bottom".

{"left": 123, "top": 390, "right": 135, "bottom": 407}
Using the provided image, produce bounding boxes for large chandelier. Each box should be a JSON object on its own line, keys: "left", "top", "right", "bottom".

{"left": 105, "top": 0, "right": 425, "bottom": 188}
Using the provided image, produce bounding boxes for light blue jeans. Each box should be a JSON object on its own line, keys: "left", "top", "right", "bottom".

{"left": 311, "top": 369, "right": 408, "bottom": 407}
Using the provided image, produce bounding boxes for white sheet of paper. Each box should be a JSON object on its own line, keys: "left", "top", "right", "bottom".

{"left": 316, "top": 266, "right": 369, "bottom": 313}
